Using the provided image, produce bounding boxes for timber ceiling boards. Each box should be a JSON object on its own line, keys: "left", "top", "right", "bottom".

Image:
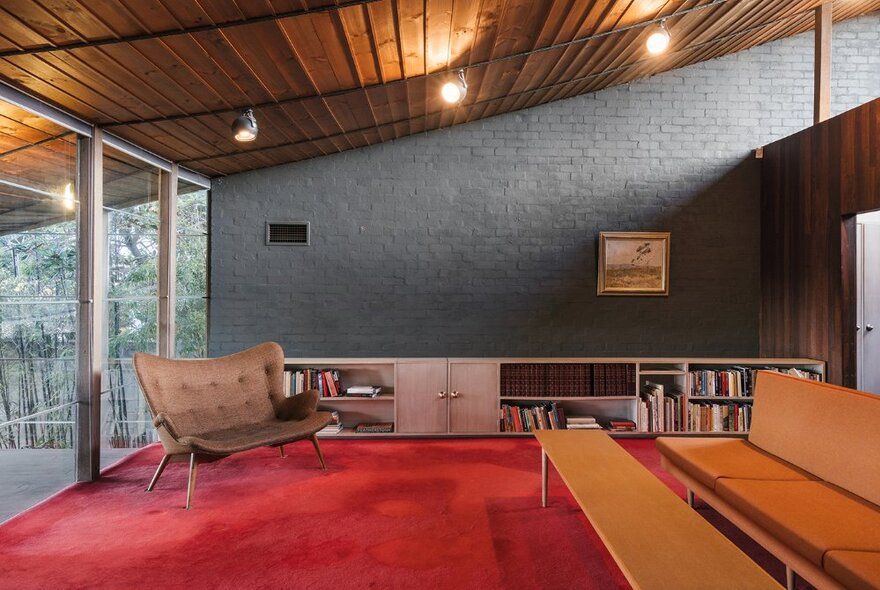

{"left": 0, "top": 0, "right": 877, "bottom": 178}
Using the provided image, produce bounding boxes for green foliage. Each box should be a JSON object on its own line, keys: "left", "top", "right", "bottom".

{"left": 0, "top": 188, "right": 209, "bottom": 449}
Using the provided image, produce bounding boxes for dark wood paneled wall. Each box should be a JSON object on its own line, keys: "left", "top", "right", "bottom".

{"left": 761, "top": 96, "right": 880, "bottom": 386}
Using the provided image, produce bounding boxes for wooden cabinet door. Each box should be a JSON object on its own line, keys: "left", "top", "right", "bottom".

{"left": 448, "top": 362, "right": 500, "bottom": 433}
{"left": 395, "top": 361, "right": 449, "bottom": 433}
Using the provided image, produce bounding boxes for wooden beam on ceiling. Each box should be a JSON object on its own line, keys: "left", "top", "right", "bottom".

{"left": 0, "top": 0, "right": 384, "bottom": 59}
{"left": 814, "top": 3, "right": 832, "bottom": 124}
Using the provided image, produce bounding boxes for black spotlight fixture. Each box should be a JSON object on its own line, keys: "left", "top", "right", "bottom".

{"left": 232, "top": 108, "right": 258, "bottom": 142}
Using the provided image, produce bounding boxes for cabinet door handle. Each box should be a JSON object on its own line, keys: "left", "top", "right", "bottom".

{"left": 868, "top": 324, "right": 875, "bottom": 332}
{"left": 438, "top": 391, "right": 447, "bottom": 399}
{"left": 450, "top": 391, "right": 459, "bottom": 398}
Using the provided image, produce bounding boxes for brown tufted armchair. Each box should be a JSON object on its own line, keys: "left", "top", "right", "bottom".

{"left": 133, "top": 342, "right": 331, "bottom": 509}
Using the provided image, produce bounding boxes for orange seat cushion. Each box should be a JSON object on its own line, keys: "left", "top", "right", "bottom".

{"left": 656, "top": 437, "right": 815, "bottom": 490}
{"left": 748, "top": 371, "right": 880, "bottom": 506}
{"left": 825, "top": 550, "right": 880, "bottom": 590}
{"left": 715, "top": 479, "right": 880, "bottom": 566}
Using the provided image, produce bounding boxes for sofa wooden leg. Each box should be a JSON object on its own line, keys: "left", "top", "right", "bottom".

{"left": 786, "top": 566, "right": 795, "bottom": 590}
{"left": 279, "top": 445, "right": 286, "bottom": 458}
{"left": 184, "top": 453, "right": 198, "bottom": 510}
{"left": 310, "top": 434, "right": 327, "bottom": 470}
{"left": 146, "top": 454, "right": 171, "bottom": 492}
{"left": 686, "top": 489, "right": 694, "bottom": 508}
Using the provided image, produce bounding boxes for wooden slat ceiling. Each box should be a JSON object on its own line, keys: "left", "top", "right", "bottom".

{"left": 0, "top": 0, "right": 877, "bottom": 178}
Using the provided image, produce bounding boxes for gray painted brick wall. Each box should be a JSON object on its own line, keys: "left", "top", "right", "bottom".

{"left": 209, "top": 14, "right": 880, "bottom": 358}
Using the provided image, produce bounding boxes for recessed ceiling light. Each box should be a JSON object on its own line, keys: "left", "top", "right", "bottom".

{"left": 232, "top": 108, "right": 258, "bottom": 142}
{"left": 441, "top": 69, "right": 468, "bottom": 104}
{"left": 646, "top": 20, "right": 671, "bottom": 55}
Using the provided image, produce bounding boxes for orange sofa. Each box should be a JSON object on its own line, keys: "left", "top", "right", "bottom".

{"left": 657, "top": 371, "right": 880, "bottom": 590}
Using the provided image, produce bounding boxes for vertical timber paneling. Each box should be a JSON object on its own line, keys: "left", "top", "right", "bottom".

{"left": 760, "top": 96, "right": 880, "bottom": 386}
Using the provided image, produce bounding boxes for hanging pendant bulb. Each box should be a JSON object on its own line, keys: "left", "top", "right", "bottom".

{"left": 232, "top": 108, "right": 258, "bottom": 142}
{"left": 646, "top": 20, "right": 671, "bottom": 55}
{"left": 441, "top": 69, "right": 468, "bottom": 104}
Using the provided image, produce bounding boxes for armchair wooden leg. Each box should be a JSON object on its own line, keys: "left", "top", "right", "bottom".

{"left": 279, "top": 445, "right": 286, "bottom": 458}
{"left": 310, "top": 434, "right": 327, "bottom": 470}
{"left": 146, "top": 454, "right": 171, "bottom": 492}
{"left": 185, "top": 453, "right": 198, "bottom": 510}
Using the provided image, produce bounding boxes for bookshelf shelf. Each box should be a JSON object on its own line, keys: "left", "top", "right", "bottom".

{"left": 282, "top": 357, "right": 825, "bottom": 438}
{"left": 318, "top": 394, "right": 395, "bottom": 402}
{"left": 316, "top": 427, "right": 401, "bottom": 438}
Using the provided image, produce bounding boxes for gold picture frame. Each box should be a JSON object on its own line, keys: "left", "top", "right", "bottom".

{"left": 597, "top": 232, "right": 670, "bottom": 296}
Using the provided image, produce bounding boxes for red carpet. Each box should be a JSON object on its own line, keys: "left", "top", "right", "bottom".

{"left": 0, "top": 439, "right": 810, "bottom": 589}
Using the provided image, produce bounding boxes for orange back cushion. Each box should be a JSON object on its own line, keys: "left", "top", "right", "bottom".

{"left": 748, "top": 371, "right": 880, "bottom": 506}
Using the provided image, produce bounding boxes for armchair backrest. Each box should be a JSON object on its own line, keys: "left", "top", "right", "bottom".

{"left": 133, "top": 342, "right": 287, "bottom": 443}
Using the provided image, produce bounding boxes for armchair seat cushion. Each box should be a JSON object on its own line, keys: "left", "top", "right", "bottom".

{"left": 183, "top": 411, "right": 332, "bottom": 455}
{"left": 656, "top": 437, "right": 816, "bottom": 491}
{"left": 715, "top": 479, "right": 880, "bottom": 567}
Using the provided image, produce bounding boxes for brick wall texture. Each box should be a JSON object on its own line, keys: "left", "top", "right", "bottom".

{"left": 209, "top": 14, "right": 880, "bottom": 358}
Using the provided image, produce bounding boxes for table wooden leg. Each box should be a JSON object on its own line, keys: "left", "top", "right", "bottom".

{"left": 541, "top": 448, "right": 548, "bottom": 507}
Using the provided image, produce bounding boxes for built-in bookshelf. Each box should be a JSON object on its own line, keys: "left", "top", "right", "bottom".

{"left": 284, "top": 357, "right": 825, "bottom": 438}
{"left": 284, "top": 359, "right": 397, "bottom": 437}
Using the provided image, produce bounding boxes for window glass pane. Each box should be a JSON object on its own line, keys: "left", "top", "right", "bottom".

{"left": 0, "top": 404, "right": 75, "bottom": 522}
{"left": 175, "top": 184, "right": 207, "bottom": 358}
{"left": 101, "top": 147, "right": 160, "bottom": 465}
{"left": 0, "top": 100, "right": 78, "bottom": 519}
{"left": 176, "top": 297, "right": 207, "bottom": 358}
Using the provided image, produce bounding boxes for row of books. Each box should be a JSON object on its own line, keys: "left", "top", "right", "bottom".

{"left": 638, "top": 382, "right": 685, "bottom": 433}
{"left": 286, "top": 369, "right": 342, "bottom": 398}
{"left": 500, "top": 402, "right": 634, "bottom": 433}
{"left": 500, "top": 363, "right": 636, "bottom": 397}
{"left": 690, "top": 366, "right": 822, "bottom": 397}
{"left": 284, "top": 369, "right": 383, "bottom": 398}
{"left": 688, "top": 402, "right": 752, "bottom": 432}
{"left": 501, "top": 402, "right": 567, "bottom": 432}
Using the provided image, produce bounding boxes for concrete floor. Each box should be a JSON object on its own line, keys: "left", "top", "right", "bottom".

{"left": 0, "top": 448, "right": 134, "bottom": 523}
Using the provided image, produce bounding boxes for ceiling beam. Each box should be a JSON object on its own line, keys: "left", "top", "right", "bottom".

{"left": 105, "top": 0, "right": 731, "bottom": 129}
{"left": 0, "top": 0, "right": 383, "bottom": 59}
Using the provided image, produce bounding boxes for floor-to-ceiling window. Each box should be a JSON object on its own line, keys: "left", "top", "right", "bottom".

{"left": 0, "top": 101, "right": 79, "bottom": 522}
{"left": 101, "top": 147, "right": 161, "bottom": 468}
{"left": 0, "top": 92, "right": 210, "bottom": 518}
{"left": 176, "top": 179, "right": 208, "bottom": 358}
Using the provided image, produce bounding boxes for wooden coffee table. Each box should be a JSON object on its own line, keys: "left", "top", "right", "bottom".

{"left": 536, "top": 430, "right": 781, "bottom": 590}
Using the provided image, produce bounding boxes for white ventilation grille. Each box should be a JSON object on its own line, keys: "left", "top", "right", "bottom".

{"left": 266, "top": 222, "right": 309, "bottom": 245}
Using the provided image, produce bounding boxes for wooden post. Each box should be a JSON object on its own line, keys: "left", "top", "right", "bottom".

{"left": 75, "top": 128, "right": 103, "bottom": 482}
{"left": 814, "top": 3, "right": 832, "bottom": 124}
{"left": 158, "top": 164, "right": 178, "bottom": 358}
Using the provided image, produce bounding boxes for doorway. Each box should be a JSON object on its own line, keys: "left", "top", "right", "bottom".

{"left": 857, "top": 210, "right": 880, "bottom": 394}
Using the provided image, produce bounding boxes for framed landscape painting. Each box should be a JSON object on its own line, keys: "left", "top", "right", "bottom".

{"left": 597, "top": 232, "right": 670, "bottom": 296}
